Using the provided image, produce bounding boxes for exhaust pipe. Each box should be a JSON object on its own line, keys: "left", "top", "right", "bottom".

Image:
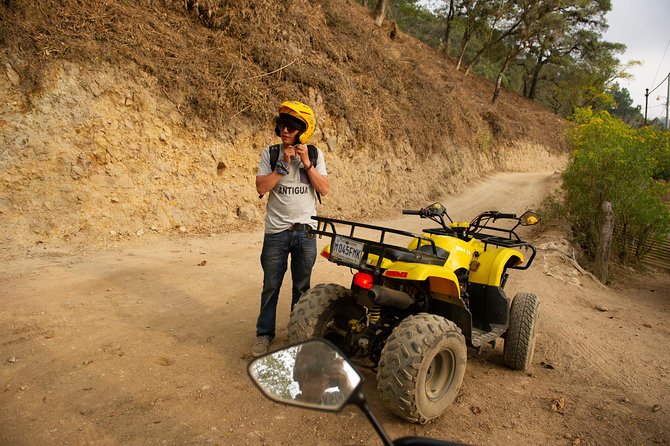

{"left": 368, "top": 285, "right": 415, "bottom": 309}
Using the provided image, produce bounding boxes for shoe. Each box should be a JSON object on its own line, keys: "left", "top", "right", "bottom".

{"left": 251, "top": 335, "right": 272, "bottom": 357}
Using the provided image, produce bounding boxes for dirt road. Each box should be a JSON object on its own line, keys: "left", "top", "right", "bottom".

{"left": 1, "top": 172, "right": 668, "bottom": 446}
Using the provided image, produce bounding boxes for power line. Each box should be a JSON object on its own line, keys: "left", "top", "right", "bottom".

{"left": 651, "top": 38, "right": 670, "bottom": 87}
{"left": 648, "top": 75, "right": 668, "bottom": 95}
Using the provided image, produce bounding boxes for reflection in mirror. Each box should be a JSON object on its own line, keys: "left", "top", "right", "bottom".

{"left": 248, "top": 339, "right": 362, "bottom": 412}
{"left": 519, "top": 211, "right": 541, "bottom": 226}
{"left": 427, "top": 202, "right": 446, "bottom": 214}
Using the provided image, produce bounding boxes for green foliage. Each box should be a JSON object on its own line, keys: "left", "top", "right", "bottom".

{"left": 638, "top": 125, "right": 670, "bottom": 180}
{"left": 608, "top": 83, "right": 645, "bottom": 127}
{"left": 560, "top": 108, "right": 670, "bottom": 264}
{"left": 381, "top": 0, "right": 627, "bottom": 118}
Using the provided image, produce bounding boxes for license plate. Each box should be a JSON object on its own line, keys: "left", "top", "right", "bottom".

{"left": 330, "top": 236, "right": 364, "bottom": 267}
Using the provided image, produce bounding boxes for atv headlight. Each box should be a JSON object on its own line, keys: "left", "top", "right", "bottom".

{"left": 520, "top": 211, "right": 541, "bottom": 226}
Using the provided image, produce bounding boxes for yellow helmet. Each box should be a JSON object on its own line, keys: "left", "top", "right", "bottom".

{"left": 275, "top": 100, "right": 316, "bottom": 144}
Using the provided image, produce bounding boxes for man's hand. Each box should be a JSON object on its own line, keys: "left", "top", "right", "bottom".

{"left": 294, "top": 143, "right": 311, "bottom": 167}
{"left": 282, "top": 145, "right": 297, "bottom": 163}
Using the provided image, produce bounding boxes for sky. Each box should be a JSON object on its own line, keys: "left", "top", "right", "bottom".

{"left": 603, "top": 0, "right": 670, "bottom": 121}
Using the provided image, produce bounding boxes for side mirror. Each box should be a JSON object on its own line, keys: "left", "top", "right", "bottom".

{"left": 247, "top": 339, "right": 362, "bottom": 412}
{"left": 427, "top": 202, "right": 447, "bottom": 215}
{"left": 519, "top": 211, "right": 541, "bottom": 226}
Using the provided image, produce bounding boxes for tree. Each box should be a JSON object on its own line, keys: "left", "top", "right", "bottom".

{"left": 454, "top": 0, "right": 481, "bottom": 69}
{"left": 375, "top": 0, "right": 390, "bottom": 26}
{"left": 490, "top": 0, "right": 618, "bottom": 105}
{"left": 440, "top": 0, "right": 456, "bottom": 56}
{"left": 462, "top": 0, "right": 518, "bottom": 75}
{"left": 609, "top": 83, "right": 644, "bottom": 127}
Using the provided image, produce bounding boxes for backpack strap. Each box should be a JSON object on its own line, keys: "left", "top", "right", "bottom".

{"left": 269, "top": 144, "right": 281, "bottom": 171}
{"left": 307, "top": 144, "right": 321, "bottom": 204}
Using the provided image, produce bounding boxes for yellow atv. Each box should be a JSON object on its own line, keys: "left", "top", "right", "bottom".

{"left": 288, "top": 203, "right": 541, "bottom": 424}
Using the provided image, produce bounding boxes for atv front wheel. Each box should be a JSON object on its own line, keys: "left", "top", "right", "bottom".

{"left": 377, "top": 313, "right": 466, "bottom": 424}
{"left": 288, "top": 284, "right": 364, "bottom": 351}
{"left": 503, "top": 292, "right": 540, "bottom": 370}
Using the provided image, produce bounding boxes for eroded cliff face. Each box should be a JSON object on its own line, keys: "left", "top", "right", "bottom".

{"left": 0, "top": 0, "right": 568, "bottom": 254}
{"left": 0, "top": 60, "right": 566, "bottom": 253}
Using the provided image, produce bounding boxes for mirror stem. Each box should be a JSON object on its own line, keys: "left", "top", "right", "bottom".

{"left": 354, "top": 390, "right": 394, "bottom": 446}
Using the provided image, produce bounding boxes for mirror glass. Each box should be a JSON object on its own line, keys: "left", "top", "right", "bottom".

{"left": 519, "top": 211, "right": 541, "bottom": 226}
{"left": 248, "top": 339, "right": 362, "bottom": 412}
{"left": 427, "top": 202, "right": 446, "bottom": 214}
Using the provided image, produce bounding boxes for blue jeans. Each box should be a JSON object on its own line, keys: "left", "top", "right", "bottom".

{"left": 256, "top": 230, "right": 317, "bottom": 338}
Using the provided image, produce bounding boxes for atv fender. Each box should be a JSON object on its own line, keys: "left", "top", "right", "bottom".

{"left": 383, "top": 263, "right": 460, "bottom": 298}
{"left": 469, "top": 248, "right": 524, "bottom": 286}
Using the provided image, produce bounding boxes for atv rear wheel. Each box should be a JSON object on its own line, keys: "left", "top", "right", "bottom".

{"left": 503, "top": 292, "right": 540, "bottom": 370}
{"left": 377, "top": 313, "right": 466, "bottom": 424}
{"left": 288, "top": 284, "right": 363, "bottom": 351}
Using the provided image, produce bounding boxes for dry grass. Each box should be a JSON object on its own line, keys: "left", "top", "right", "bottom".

{"left": 0, "top": 0, "right": 568, "bottom": 156}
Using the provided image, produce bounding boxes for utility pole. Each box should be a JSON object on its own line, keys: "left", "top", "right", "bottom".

{"left": 645, "top": 72, "right": 670, "bottom": 128}
{"left": 645, "top": 88, "right": 649, "bottom": 125}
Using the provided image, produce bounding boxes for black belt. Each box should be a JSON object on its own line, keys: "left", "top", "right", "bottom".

{"left": 287, "top": 223, "right": 310, "bottom": 231}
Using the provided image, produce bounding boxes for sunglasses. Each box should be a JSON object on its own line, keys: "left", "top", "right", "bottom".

{"left": 276, "top": 118, "right": 303, "bottom": 133}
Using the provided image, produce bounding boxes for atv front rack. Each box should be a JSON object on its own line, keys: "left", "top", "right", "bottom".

{"left": 310, "top": 216, "right": 448, "bottom": 274}
{"left": 472, "top": 233, "right": 537, "bottom": 269}
{"left": 424, "top": 224, "right": 537, "bottom": 269}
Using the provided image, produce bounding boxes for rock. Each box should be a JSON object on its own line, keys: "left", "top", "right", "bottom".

{"left": 237, "top": 204, "right": 258, "bottom": 222}
{"left": 89, "top": 80, "right": 102, "bottom": 97}
{"left": 652, "top": 404, "right": 662, "bottom": 412}
{"left": 116, "top": 174, "right": 134, "bottom": 188}
{"left": 551, "top": 397, "right": 566, "bottom": 413}
{"left": 5, "top": 62, "right": 20, "bottom": 86}
{"left": 7, "top": 356, "right": 17, "bottom": 363}
{"left": 90, "top": 174, "right": 114, "bottom": 187}
{"left": 595, "top": 305, "right": 608, "bottom": 312}
{"left": 326, "top": 136, "right": 337, "bottom": 152}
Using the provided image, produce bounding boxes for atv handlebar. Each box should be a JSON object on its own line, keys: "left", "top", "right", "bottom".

{"left": 488, "top": 211, "right": 517, "bottom": 220}
{"left": 402, "top": 209, "right": 422, "bottom": 215}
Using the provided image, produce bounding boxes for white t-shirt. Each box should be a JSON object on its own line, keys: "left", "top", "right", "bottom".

{"left": 257, "top": 145, "right": 328, "bottom": 234}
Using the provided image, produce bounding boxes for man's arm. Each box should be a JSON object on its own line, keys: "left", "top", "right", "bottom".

{"left": 256, "top": 172, "right": 283, "bottom": 196}
{"left": 257, "top": 145, "right": 293, "bottom": 196}
{"left": 304, "top": 164, "right": 329, "bottom": 196}
{"left": 296, "top": 144, "right": 329, "bottom": 196}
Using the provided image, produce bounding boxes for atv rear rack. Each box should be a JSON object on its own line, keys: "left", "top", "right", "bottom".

{"left": 310, "top": 216, "right": 448, "bottom": 274}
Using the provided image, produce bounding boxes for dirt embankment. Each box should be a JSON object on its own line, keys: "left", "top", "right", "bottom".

{"left": 1, "top": 0, "right": 567, "bottom": 258}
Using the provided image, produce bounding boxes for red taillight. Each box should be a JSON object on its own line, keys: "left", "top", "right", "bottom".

{"left": 386, "top": 270, "right": 408, "bottom": 278}
{"left": 320, "top": 247, "right": 330, "bottom": 259}
{"left": 353, "top": 272, "right": 374, "bottom": 289}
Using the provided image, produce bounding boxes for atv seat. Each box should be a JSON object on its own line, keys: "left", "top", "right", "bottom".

{"left": 417, "top": 244, "right": 449, "bottom": 258}
{"left": 370, "top": 246, "right": 446, "bottom": 266}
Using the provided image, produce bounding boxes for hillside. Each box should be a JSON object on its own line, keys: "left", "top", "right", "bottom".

{"left": 0, "top": 0, "right": 567, "bottom": 255}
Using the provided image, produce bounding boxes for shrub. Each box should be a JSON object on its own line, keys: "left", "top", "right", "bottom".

{"left": 560, "top": 108, "right": 670, "bottom": 265}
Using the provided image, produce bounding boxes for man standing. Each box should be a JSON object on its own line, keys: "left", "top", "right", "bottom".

{"left": 253, "top": 101, "right": 329, "bottom": 357}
